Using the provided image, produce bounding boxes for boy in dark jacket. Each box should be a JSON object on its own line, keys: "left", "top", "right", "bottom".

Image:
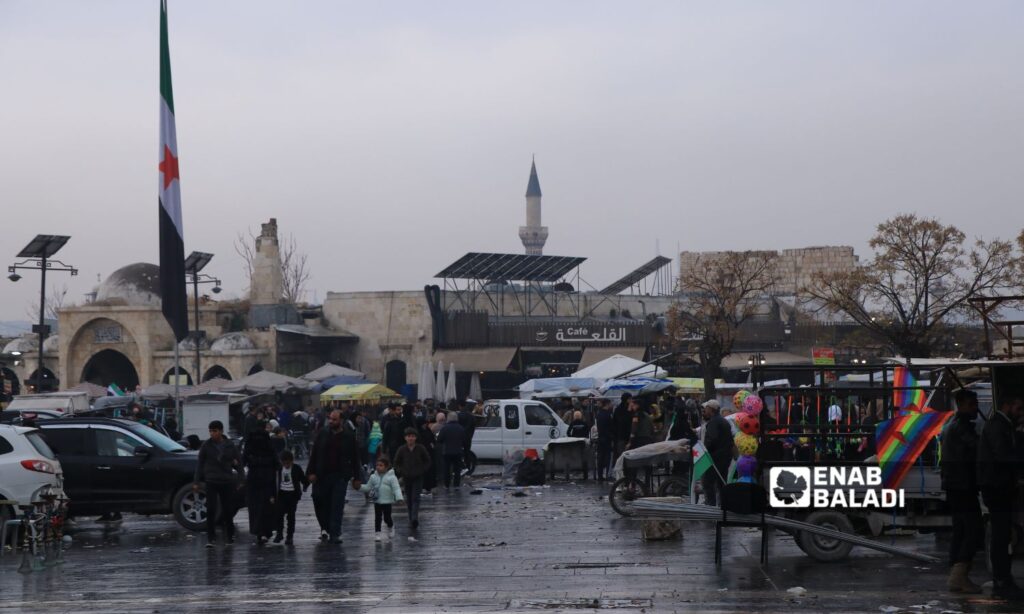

{"left": 274, "top": 449, "right": 308, "bottom": 544}
{"left": 193, "top": 420, "right": 244, "bottom": 547}
{"left": 394, "top": 427, "right": 432, "bottom": 531}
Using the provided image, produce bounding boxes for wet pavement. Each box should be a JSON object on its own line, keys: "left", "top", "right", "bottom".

{"left": 1, "top": 471, "right": 1022, "bottom": 613}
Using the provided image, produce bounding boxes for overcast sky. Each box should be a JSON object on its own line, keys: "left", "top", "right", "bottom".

{"left": 1, "top": 1, "right": 1022, "bottom": 321}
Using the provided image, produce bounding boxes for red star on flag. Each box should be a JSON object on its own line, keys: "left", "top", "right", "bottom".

{"left": 159, "top": 145, "right": 179, "bottom": 190}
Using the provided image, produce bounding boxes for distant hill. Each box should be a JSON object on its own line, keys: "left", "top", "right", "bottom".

{"left": 0, "top": 321, "right": 32, "bottom": 337}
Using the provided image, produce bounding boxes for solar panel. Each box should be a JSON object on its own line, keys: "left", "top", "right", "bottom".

{"left": 17, "top": 235, "right": 70, "bottom": 259}
{"left": 184, "top": 251, "right": 214, "bottom": 273}
{"left": 599, "top": 256, "right": 672, "bottom": 295}
{"left": 436, "top": 252, "right": 586, "bottom": 282}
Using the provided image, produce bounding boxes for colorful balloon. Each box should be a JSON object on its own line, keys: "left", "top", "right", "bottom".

{"left": 733, "top": 390, "right": 751, "bottom": 410}
{"left": 737, "top": 412, "right": 760, "bottom": 435}
{"left": 736, "top": 454, "right": 758, "bottom": 478}
{"left": 735, "top": 432, "right": 758, "bottom": 456}
{"left": 742, "top": 394, "right": 764, "bottom": 415}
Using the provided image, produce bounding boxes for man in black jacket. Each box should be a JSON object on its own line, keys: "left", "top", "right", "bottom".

{"left": 941, "top": 389, "right": 982, "bottom": 593}
{"left": 611, "top": 393, "right": 633, "bottom": 466}
{"left": 457, "top": 401, "right": 477, "bottom": 469}
{"left": 977, "top": 393, "right": 1023, "bottom": 598}
{"left": 701, "top": 400, "right": 732, "bottom": 507}
{"left": 193, "top": 420, "right": 244, "bottom": 547}
{"left": 595, "top": 400, "right": 614, "bottom": 481}
{"left": 307, "top": 409, "right": 362, "bottom": 544}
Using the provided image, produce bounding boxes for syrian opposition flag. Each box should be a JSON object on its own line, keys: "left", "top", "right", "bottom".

{"left": 689, "top": 441, "right": 713, "bottom": 501}
{"left": 158, "top": 0, "right": 188, "bottom": 342}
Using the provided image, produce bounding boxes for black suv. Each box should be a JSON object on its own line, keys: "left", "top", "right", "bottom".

{"left": 37, "top": 417, "right": 240, "bottom": 531}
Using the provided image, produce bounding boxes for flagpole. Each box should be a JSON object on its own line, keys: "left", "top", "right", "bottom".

{"left": 173, "top": 342, "right": 181, "bottom": 425}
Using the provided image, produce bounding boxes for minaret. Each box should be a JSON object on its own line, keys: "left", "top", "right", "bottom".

{"left": 518, "top": 158, "right": 548, "bottom": 255}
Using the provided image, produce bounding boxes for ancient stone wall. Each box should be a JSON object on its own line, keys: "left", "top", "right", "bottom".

{"left": 322, "top": 291, "right": 434, "bottom": 384}
{"left": 678, "top": 246, "right": 859, "bottom": 296}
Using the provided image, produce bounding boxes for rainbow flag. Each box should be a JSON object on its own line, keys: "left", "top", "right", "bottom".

{"left": 875, "top": 408, "right": 951, "bottom": 489}
{"left": 893, "top": 367, "right": 925, "bottom": 410}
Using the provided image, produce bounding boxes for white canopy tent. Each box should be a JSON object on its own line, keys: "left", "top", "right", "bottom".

{"left": 572, "top": 354, "right": 667, "bottom": 381}
{"left": 300, "top": 363, "right": 365, "bottom": 382}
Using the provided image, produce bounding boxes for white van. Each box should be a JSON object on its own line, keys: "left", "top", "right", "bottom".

{"left": 472, "top": 399, "right": 567, "bottom": 461}
{"left": 7, "top": 391, "right": 90, "bottom": 415}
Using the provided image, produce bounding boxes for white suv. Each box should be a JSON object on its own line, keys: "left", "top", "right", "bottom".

{"left": 0, "top": 425, "right": 64, "bottom": 517}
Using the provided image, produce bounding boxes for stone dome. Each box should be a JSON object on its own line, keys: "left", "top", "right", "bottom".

{"left": 42, "top": 335, "right": 59, "bottom": 353}
{"left": 3, "top": 335, "right": 37, "bottom": 355}
{"left": 178, "top": 335, "right": 210, "bottom": 352}
{"left": 96, "top": 263, "right": 162, "bottom": 307}
{"left": 210, "top": 332, "right": 256, "bottom": 352}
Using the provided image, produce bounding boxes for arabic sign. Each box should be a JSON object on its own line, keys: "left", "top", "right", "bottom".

{"left": 550, "top": 327, "right": 628, "bottom": 343}
{"left": 93, "top": 325, "right": 123, "bottom": 344}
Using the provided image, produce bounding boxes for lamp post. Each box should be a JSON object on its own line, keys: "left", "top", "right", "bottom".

{"left": 183, "top": 252, "right": 221, "bottom": 383}
{"left": 8, "top": 235, "right": 77, "bottom": 393}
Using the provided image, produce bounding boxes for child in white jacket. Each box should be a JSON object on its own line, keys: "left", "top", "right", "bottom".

{"left": 359, "top": 457, "right": 404, "bottom": 541}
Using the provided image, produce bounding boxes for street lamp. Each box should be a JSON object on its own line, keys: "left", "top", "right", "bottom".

{"left": 8, "top": 235, "right": 77, "bottom": 393}
{"left": 184, "top": 251, "right": 221, "bottom": 383}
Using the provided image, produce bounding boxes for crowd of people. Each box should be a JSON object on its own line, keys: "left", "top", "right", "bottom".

{"left": 193, "top": 399, "right": 482, "bottom": 547}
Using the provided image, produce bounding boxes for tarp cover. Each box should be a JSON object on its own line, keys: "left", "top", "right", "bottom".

{"left": 613, "top": 439, "right": 691, "bottom": 479}
{"left": 221, "top": 371, "right": 312, "bottom": 395}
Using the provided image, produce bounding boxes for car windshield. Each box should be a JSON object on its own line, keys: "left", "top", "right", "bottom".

{"left": 127, "top": 423, "right": 187, "bottom": 452}
{"left": 25, "top": 431, "right": 57, "bottom": 460}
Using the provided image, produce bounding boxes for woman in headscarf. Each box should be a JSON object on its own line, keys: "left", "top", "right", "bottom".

{"left": 243, "top": 422, "right": 280, "bottom": 545}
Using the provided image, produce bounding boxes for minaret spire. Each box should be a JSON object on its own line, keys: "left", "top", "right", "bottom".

{"left": 519, "top": 157, "right": 548, "bottom": 255}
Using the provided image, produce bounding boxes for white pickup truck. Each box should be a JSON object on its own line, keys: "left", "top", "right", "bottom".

{"left": 471, "top": 399, "right": 568, "bottom": 461}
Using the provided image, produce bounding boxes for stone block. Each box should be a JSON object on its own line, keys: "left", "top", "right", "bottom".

{"left": 641, "top": 519, "right": 683, "bottom": 541}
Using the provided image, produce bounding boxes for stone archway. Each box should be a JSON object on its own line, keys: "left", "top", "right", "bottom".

{"left": 81, "top": 349, "right": 140, "bottom": 390}
{"left": 162, "top": 367, "right": 194, "bottom": 386}
{"left": 248, "top": 363, "right": 264, "bottom": 375}
{"left": 385, "top": 359, "right": 407, "bottom": 393}
{"left": 202, "top": 365, "right": 232, "bottom": 382}
{"left": 27, "top": 368, "right": 57, "bottom": 393}
{"left": 66, "top": 316, "right": 143, "bottom": 390}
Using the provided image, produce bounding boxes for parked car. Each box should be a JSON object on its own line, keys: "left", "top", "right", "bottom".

{"left": 36, "top": 417, "right": 240, "bottom": 531}
{"left": 472, "top": 400, "right": 568, "bottom": 461}
{"left": 0, "top": 409, "right": 66, "bottom": 425}
{"left": 0, "top": 424, "right": 65, "bottom": 528}
{"left": 6, "top": 391, "right": 90, "bottom": 415}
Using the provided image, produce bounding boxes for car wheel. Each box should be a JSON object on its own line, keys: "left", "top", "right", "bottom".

{"left": 797, "top": 510, "right": 855, "bottom": 562}
{"left": 609, "top": 477, "right": 648, "bottom": 517}
{"left": 172, "top": 484, "right": 208, "bottom": 532}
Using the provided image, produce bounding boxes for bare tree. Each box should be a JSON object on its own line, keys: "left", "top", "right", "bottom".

{"left": 25, "top": 283, "right": 69, "bottom": 322}
{"left": 280, "top": 233, "right": 312, "bottom": 304}
{"left": 233, "top": 227, "right": 312, "bottom": 303}
{"left": 234, "top": 229, "right": 257, "bottom": 294}
{"left": 667, "top": 251, "right": 781, "bottom": 397}
{"left": 804, "top": 214, "right": 1020, "bottom": 357}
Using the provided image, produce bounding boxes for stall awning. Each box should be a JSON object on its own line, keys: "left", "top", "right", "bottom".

{"left": 276, "top": 324, "right": 358, "bottom": 341}
{"left": 431, "top": 347, "right": 518, "bottom": 372}
{"left": 578, "top": 346, "right": 647, "bottom": 370}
